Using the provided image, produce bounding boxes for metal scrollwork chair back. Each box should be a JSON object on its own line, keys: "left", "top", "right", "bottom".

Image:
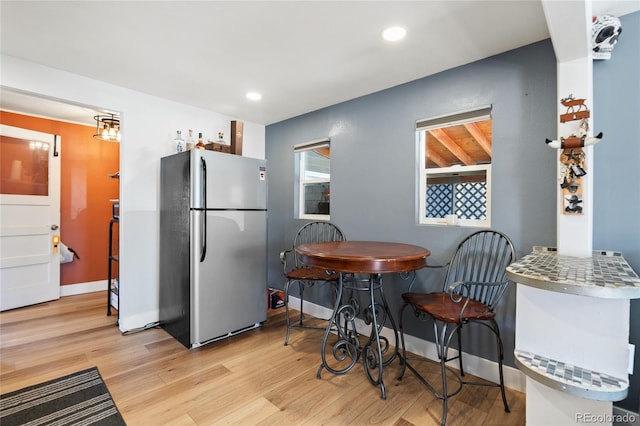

{"left": 280, "top": 221, "right": 345, "bottom": 345}
{"left": 397, "top": 229, "right": 516, "bottom": 426}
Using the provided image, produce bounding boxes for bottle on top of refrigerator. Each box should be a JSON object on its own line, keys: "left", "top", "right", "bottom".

{"left": 196, "top": 132, "right": 206, "bottom": 150}
{"left": 186, "top": 130, "right": 195, "bottom": 150}
{"left": 174, "top": 130, "right": 184, "bottom": 153}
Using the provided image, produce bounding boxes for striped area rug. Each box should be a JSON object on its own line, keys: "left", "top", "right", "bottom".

{"left": 0, "top": 367, "right": 126, "bottom": 425}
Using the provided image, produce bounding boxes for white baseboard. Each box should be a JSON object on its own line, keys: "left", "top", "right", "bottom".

{"left": 58, "top": 280, "right": 156, "bottom": 333}
{"left": 118, "top": 308, "right": 159, "bottom": 333}
{"left": 287, "top": 296, "right": 526, "bottom": 393}
{"left": 60, "top": 280, "right": 107, "bottom": 297}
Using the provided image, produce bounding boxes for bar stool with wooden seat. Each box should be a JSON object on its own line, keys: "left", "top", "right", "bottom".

{"left": 280, "top": 221, "right": 345, "bottom": 345}
{"left": 397, "top": 229, "right": 515, "bottom": 425}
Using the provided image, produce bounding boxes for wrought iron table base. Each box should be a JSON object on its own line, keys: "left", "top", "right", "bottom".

{"left": 316, "top": 273, "right": 399, "bottom": 399}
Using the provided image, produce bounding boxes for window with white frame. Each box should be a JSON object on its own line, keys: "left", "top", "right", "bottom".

{"left": 417, "top": 106, "right": 492, "bottom": 227}
{"left": 295, "top": 139, "right": 330, "bottom": 219}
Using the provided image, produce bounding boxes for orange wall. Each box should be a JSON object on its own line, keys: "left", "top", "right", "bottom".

{"left": 1, "top": 111, "right": 120, "bottom": 286}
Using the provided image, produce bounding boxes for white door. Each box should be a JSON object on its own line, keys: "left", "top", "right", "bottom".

{"left": 0, "top": 124, "right": 60, "bottom": 311}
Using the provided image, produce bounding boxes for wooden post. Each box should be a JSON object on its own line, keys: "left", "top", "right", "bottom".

{"left": 231, "top": 120, "right": 243, "bottom": 156}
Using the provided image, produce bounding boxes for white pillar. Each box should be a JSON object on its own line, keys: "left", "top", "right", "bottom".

{"left": 556, "top": 57, "right": 593, "bottom": 257}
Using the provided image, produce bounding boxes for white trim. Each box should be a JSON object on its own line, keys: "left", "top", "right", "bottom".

{"left": 299, "top": 213, "right": 331, "bottom": 221}
{"left": 415, "top": 107, "right": 493, "bottom": 228}
{"left": 285, "top": 296, "right": 333, "bottom": 321}
{"left": 422, "top": 163, "right": 492, "bottom": 227}
{"left": 287, "top": 296, "right": 526, "bottom": 393}
{"left": 416, "top": 105, "right": 492, "bottom": 131}
{"left": 60, "top": 280, "right": 107, "bottom": 297}
{"left": 294, "top": 138, "right": 330, "bottom": 152}
{"left": 118, "top": 308, "right": 158, "bottom": 333}
{"left": 296, "top": 147, "right": 331, "bottom": 220}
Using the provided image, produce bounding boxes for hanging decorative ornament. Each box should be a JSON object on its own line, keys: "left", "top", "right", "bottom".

{"left": 592, "top": 15, "right": 622, "bottom": 60}
{"left": 545, "top": 132, "right": 603, "bottom": 149}
{"left": 545, "top": 95, "right": 603, "bottom": 149}
{"left": 544, "top": 95, "right": 605, "bottom": 216}
{"left": 559, "top": 94, "right": 590, "bottom": 123}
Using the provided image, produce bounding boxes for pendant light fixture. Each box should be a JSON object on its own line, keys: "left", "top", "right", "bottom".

{"left": 93, "top": 113, "right": 121, "bottom": 142}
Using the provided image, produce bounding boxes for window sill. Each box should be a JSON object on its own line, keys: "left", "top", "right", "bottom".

{"left": 299, "top": 214, "right": 330, "bottom": 221}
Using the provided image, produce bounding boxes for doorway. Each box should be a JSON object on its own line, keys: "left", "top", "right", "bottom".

{"left": 0, "top": 88, "right": 120, "bottom": 308}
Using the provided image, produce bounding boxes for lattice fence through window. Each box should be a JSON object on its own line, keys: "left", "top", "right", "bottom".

{"left": 426, "top": 182, "right": 487, "bottom": 219}
{"left": 426, "top": 184, "right": 452, "bottom": 217}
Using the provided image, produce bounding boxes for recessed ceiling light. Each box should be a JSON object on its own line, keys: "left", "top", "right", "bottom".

{"left": 246, "top": 92, "right": 262, "bottom": 101}
{"left": 382, "top": 26, "right": 406, "bottom": 42}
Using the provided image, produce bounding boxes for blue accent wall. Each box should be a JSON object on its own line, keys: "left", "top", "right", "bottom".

{"left": 267, "top": 13, "right": 640, "bottom": 412}
{"left": 266, "top": 39, "right": 557, "bottom": 369}
{"left": 594, "top": 11, "right": 640, "bottom": 413}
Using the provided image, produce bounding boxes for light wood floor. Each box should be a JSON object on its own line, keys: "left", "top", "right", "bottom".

{"left": 0, "top": 291, "right": 524, "bottom": 425}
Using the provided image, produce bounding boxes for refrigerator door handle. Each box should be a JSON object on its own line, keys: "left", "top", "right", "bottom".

{"left": 200, "top": 157, "right": 207, "bottom": 262}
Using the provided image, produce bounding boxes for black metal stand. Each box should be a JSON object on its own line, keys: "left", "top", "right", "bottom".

{"left": 107, "top": 217, "right": 119, "bottom": 320}
{"left": 316, "top": 273, "right": 399, "bottom": 399}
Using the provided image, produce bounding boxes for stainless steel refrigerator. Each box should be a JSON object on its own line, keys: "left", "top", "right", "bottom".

{"left": 159, "top": 149, "right": 267, "bottom": 348}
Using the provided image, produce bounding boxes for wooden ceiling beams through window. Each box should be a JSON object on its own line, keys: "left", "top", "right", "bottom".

{"left": 426, "top": 119, "right": 492, "bottom": 168}
{"left": 314, "top": 147, "right": 330, "bottom": 158}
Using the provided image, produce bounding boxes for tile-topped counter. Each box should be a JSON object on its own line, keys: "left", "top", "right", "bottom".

{"left": 506, "top": 247, "right": 640, "bottom": 299}
{"left": 514, "top": 349, "right": 628, "bottom": 401}
{"left": 510, "top": 247, "right": 638, "bottom": 404}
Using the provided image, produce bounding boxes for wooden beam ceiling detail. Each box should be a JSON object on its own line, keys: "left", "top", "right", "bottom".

{"left": 428, "top": 128, "right": 475, "bottom": 166}
{"left": 314, "top": 147, "right": 330, "bottom": 158}
{"left": 463, "top": 122, "right": 492, "bottom": 156}
{"left": 427, "top": 149, "right": 449, "bottom": 168}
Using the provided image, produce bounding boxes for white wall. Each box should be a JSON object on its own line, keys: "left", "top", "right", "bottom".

{"left": 1, "top": 54, "right": 266, "bottom": 331}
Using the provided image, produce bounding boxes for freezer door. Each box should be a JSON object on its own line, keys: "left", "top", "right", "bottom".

{"left": 191, "top": 150, "right": 267, "bottom": 210}
{"left": 190, "top": 210, "right": 267, "bottom": 345}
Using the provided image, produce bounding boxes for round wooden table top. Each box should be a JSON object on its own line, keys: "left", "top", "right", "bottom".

{"left": 296, "top": 241, "right": 430, "bottom": 274}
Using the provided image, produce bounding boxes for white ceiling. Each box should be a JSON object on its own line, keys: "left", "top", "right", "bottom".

{"left": 1, "top": 1, "right": 637, "bottom": 127}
